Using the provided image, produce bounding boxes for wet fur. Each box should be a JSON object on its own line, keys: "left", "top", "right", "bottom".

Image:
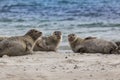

{"left": 68, "top": 34, "right": 118, "bottom": 54}
{"left": 115, "top": 41, "right": 120, "bottom": 50}
{"left": 0, "top": 37, "right": 8, "bottom": 42}
{"left": 0, "top": 29, "right": 42, "bottom": 57}
{"left": 33, "top": 31, "right": 62, "bottom": 51}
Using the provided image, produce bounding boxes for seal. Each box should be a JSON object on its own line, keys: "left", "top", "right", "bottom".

{"left": 68, "top": 34, "right": 118, "bottom": 54}
{"left": 0, "top": 29, "right": 42, "bottom": 57}
{"left": 0, "top": 36, "right": 8, "bottom": 42}
{"left": 33, "top": 31, "right": 62, "bottom": 51}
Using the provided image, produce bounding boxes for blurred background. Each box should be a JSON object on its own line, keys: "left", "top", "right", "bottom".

{"left": 0, "top": 0, "right": 120, "bottom": 49}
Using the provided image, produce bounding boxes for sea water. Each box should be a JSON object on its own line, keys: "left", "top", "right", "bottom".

{"left": 0, "top": 0, "right": 120, "bottom": 50}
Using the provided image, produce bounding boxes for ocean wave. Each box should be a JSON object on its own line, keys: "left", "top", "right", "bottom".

{"left": 0, "top": 0, "right": 120, "bottom": 18}
{"left": 76, "top": 23, "right": 120, "bottom": 27}
{"left": 0, "top": 18, "right": 25, "bottom": 22}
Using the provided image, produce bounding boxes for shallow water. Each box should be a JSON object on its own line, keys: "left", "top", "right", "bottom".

{"left": 0, "top": 0, "right": 120, "bottom": 49}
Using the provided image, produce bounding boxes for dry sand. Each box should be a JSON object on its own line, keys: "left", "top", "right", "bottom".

{"left": 0, "top": 51, "right": 120, "bottom": 80}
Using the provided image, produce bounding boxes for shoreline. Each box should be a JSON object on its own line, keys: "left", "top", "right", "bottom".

{"left": 0, "top": 52, "right": 120, "bottom": 80}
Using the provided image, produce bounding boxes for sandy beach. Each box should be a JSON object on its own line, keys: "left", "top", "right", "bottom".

{"left": 0, "top": 51, "right": 120, "bottom": 80}
{"left": 1, "top": 0, "right": 120, "bottom": 80}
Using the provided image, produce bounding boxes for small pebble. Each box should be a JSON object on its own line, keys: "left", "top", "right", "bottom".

{"left": 65, "top": 56, "right": 68, "bottom": 59}
{"left": 87, "top": 69, "right": 90, "bottom": 71}
{"left": 52, "top": 66, "right": 56, "bottom": 69}
{"left": 36, "top": 68, "right": 38, "bottom": 71}
{"left": 73, "top": 54, "right": 75, "bottom": 56}
{"left": 23, "top": 69, "right": 26, "bottom": 71}
{"left": 62, "top": 68, "right": 65, "bottom": 70}
{"left": 25, "top": 57, "right": 29, "bottom": 59}
{"left": 101, "top": 67, "right": 105, "bottom": 70}
{"left": 74, "top": 65, "right": 78, "bottom": 69}
{"left": 90, "top": 74, "right": 93, "bottom": 77}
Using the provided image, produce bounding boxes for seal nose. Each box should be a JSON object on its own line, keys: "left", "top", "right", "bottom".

{"left": 57, "top": 35, "right": 61, "bottom": 39}
{"left": 68, "top": 37, "right": 73, "bottom": 41}
{"left": 39, "top": 32, "right": 42, "bottom": 36}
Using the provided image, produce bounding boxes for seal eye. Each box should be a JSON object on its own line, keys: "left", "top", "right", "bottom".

{"left": 31, "top": 29, "right": 35, "bottom": 32}
{"left": 39, "top": 32, "right": 42, "bottom": 34}
{"left": 39, "top": 32, "right": 42, "bottom": 35}
{"left": 34, "top": 30, "right": 38, "bottom": 33}
{"left": 68, "top": 34, "right": 71, "bottom": 37}
{"left": 72, "top": 34, "right": 75, "bottom": 36}
{"left": 54, "top": 32, "right": 57, "bottom": 35}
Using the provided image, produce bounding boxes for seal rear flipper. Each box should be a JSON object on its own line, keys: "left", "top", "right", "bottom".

{"left": 115, "top": 41, "right": 120, "bottom": 50}
{"left": 110, "top": 50, "right": 120, "bottom": 54}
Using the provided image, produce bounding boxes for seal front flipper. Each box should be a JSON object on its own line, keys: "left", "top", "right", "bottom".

{"left": 24, "top": 40, "right": 33, "bottom": 54}
{"left": 38, "top": 40, "right": 49, "bottom": 50}
{"left": 74, "top": 45, "right": 86, "bottom": 53}
{"left": 77, "top": 47, "right": 86, "bottom": 53}
{"left": 110, "top": 49, "right": 120, "bottom": 54}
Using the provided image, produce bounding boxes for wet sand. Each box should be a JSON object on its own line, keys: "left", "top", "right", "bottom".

{"left": 0, "top": 51, "right": 120, "bottom": 80}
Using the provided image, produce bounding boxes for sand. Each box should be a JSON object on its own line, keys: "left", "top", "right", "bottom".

{"left": 0, "top": 51, "right": 120, "bottom": 80}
